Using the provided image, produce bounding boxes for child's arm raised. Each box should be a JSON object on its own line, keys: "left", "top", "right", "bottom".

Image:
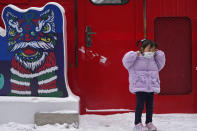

{"left": 122, "top": 51, "right": 138, "bottom": 70}
{"left": 154, "top": 50, "right": 166, "bottom": 71}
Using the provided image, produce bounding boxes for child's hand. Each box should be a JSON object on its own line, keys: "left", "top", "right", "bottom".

{"left": 137, "top": 51, "right": 140, "bottom": 56}
{"left": 153, "top": 49, "right": 158, "bottom": 53}
{"left": 155, "top": 49, "right": 158, "bottom": 52}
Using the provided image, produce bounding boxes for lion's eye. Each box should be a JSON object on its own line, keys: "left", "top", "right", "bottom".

{"left": 43, "top": 23, "right": 51, "bottom": 33}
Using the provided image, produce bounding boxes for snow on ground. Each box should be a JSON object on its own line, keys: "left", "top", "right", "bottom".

{"left": 1, "top": 112, "right": 197, "bottom": 131}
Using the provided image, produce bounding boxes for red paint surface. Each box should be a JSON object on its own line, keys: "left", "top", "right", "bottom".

{"left": 0, "top": 0, "right": 197, "bottom": 114}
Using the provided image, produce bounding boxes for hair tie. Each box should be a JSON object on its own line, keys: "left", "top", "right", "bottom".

{"left": 141, "top": 38, "right": 146, "bottom": 42}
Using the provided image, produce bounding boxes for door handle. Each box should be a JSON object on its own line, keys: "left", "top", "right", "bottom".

{"left": 86, "top": 26, "right": 96, "bottom": 47}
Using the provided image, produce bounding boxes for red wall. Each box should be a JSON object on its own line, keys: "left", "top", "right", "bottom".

{"left": 0, "top": 0, "right": 196, "bottom": 114}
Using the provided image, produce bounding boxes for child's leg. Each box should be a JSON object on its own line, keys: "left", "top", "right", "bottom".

{"left": 135, "top": 92, "right": 146, "bottom": 125}
{"left": 145, "top": 92, "right": 154, "bottom": 124}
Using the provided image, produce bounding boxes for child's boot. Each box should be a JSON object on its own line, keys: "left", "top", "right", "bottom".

{"left": 146, "top": 122, "right": 157, "bottom": 131}
{"left": 134, "top": 123, "right": 148, "bottom": 131}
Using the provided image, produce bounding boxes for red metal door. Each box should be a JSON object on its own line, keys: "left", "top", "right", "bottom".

{"left": 78, "top": 0, "right": 142, "bottom": 113}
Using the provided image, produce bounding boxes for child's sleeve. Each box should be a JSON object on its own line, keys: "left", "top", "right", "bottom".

{"left": 154, "top": 50, "right": 166, "bottom": 71}
{"left": 122, "top": 51, "right": 138, "bottom": 70}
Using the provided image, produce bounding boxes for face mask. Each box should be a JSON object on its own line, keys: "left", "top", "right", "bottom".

{"left": 144, "top": 52, "right": 155, "bottom": 59}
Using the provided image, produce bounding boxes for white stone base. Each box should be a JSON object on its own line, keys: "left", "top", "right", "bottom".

{"left": 0, "top": 95, "right": 79, "bottom": 124}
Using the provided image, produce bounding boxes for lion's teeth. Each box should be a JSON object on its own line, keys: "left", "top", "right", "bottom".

{"left": 39, "top": 43, "right": 44, "bottom": 48}
{"left": 20, "top": 42, "right": 24, "bottom": 48}
{"left": 31, "top": 42, "right": 37, "bottom": 48}
{"left": 50, "top": 43, "right": 54, "bottom": 48}
{"left": 12, "top": 45, "right": 17, "bottom": 51}
{"left": 21, "top": 42, "right": 27, "bottom": 48}
{"left": 32, "top": 41, "right": 37, "bottom": 48}
{"left": 43, "top": 44, "right": 48, "bottom": 49}
{"left": 18, "top": 43, "right": 22, "bottom": 49}
{"left": 45, "top": 44, "right": 50, "bottom": 49}
{"left": 10, "top": 40, "right": 55, "bottom": 52}
{"left": 15, "top": 44, "right": 19, "bottom": 49}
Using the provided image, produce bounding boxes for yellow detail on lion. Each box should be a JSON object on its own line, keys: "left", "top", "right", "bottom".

{"left": 22, "top": 51, "right": 39, "bottom": 57}
{"left": 41, "top": 37, "right": 51, "bottom": 42}
{"left": 10, "top": 41, "right": 16, "bottom": 45}
{"left": 10, "top": 30, "right": 16, "bottom": 36}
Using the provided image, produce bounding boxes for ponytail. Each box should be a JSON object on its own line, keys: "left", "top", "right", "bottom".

{"left": 136, "top": 38, "right": 146, "bottom": 54}
{"left": 136, "top": 38, "right": 146, "bottom": 47}
{"left": 136, "top": 40, "right": 141, "bottom": 47}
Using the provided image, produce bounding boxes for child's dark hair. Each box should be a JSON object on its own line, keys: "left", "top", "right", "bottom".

{"left": 136, "top": 39, "right": 158, "bottom": 53}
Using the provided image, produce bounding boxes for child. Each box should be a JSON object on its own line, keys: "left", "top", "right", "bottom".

{"left": 122, "top": 39, "right": 166, "bottom": 131}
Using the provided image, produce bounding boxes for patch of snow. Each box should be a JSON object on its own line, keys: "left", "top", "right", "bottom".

{"left": 0, "top": 113, "right": 197, "bottom": 131}
{"left": 86, "top": 108, "right": 133, "bottom": 112}
{"left": 0, "top": 95, "right": 79, "bottom": 103}
{"left": 0, "top": 95, "right": 79, "bottom": 124}
{"left": 40, "top": 110, "right": 78, "bottom": 114}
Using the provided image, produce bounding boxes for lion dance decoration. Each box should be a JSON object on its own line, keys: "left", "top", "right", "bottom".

{"left": 0, "top": 3, "right": 68, "bottom": 97}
